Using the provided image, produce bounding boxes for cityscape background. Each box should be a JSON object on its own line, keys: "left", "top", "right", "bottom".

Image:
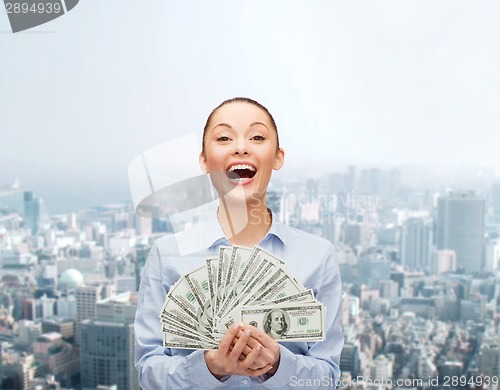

{"left": 1, "top": 166, "right": 500, "bottom": 389}
{"left": 2, "top": 0, "right": 500, "bottom": 389}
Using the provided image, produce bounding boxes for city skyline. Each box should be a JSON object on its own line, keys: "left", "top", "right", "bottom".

{"left": 1, "top": 167, "right": 500, "bottom": 388}
{"left": 2, "top": 161, "right": 500, "bottom": 215}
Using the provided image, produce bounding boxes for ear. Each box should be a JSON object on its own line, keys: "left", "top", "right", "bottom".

{"left": 273, "top": 148, "right": 285, "bottom": 171}
{"left": 199, "top": 152, "right": 208, "bottom": 173}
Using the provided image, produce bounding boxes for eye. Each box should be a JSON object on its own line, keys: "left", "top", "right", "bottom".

{"left": 216, "top": 136, "right": 231, "bottom": 142}
{"left": 251, "top": 135, "right": 265, "bottom": 141}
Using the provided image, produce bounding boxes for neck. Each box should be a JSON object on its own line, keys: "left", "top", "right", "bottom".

{"left": 217, "top": 196, "right": 272, "bottom": 247}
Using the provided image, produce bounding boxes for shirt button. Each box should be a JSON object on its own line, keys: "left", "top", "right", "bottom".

{"left": 242, "top": 379, "right": 249, "bottom": 385}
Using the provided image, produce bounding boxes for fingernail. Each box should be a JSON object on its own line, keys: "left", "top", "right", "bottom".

{"left": 231, "top": 323, "right": 239, "bottom": 330}
{"left": 244, "top": 329, "right": 251, "bottom": 336}
{"left": 256, "top": 344, "right": 262, "bottom": 351}
{"left": 267, "top": 366, "right": 273, "bottom": 371}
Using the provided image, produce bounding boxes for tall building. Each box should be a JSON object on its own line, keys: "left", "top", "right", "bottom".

{"left": 437, "top": 191, "right": 485, "bottom": 273}
{"left": 479, "top": 337, "right": 500, "bottom": 378}
{"left": 135, "top": 244, "right": 150, "bottom": 291}
{"left": 340, "top": 343, "right": 361, "bottom": 376}
{"left": 484, "top": 239, "right": 500, "bottom": 273}
{"left": 344, "top": 223, "right": 372, "bottom": 251}
{"left": 23, "top": 191, "right": 40, "bottom": 235}
{"left": 80, "top": 292, "right": 139, "bottom": 390}
{"left": 56, "top": 294, "right": 77, "bottom": 319}
{"left": 359, "top": 169, "right": 383, "bottom": 196}
{"left": 401, "top": 218, "right": 433, "bottom": 271}
{"left": 492, "top": 183, "right": 500, "bottom": 216}
{"left": 306, "top": 179, "right": 319, "bottom": 202}
{"left": 75, "top": 285, "right": 104, "bottom": 343}
{"left": 345, "top": 166, "right": 356, "bottom": 193}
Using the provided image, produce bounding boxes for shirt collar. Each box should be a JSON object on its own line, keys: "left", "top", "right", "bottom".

{"left": 173, "top": 206, "right": 287, "bottom": 255}
{"left": 266, "top": 210, "right": 288, "bottom": 246}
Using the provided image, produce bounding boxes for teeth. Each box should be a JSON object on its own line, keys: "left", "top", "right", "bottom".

{"left": 228, "top": 164, "right": 256, "bottom": 172}
{"left": 230, "top": 177, "right": 251, "bottom": 182}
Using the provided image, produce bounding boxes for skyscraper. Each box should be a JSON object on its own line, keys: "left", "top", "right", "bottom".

{"left": 340, "top": 343, "right": 361, "bottom": 376}
{"left": 23, "top": 190, "right": 40, "bottom": 234}
{"left": 80, "top": 292, "right": 139, "bottom": 390}
{"left": 75, "top": 285, "right": 104, "bottom": 343}
{"left": 492, "top": 183, "right": 500, "bottom": 216}
{"left": 400, "top": 218, "right": 433, "bottom": 271}
{"left": 437, "top": 191, "right": 485, "bottom": 273}
{"left": 479, "top": 337, "right": 500, "bottom": 378}
{"left": 135, "top": 244, "right": 150, "bottom": 291}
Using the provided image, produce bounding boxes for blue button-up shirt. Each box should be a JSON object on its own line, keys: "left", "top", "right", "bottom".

{"left": 135, "top": 211, "right": 343, "bottom": 389}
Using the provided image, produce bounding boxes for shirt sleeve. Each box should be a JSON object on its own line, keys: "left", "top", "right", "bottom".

{"left": 134, "top": 241, "right": 226, "bottom": 389}
{"left": 258, "top": 243, "right": 344, "bottom": 390}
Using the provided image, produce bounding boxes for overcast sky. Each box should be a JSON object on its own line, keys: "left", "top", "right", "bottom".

{"left": 1, "top": 1, "right": 499, "bottom": 210}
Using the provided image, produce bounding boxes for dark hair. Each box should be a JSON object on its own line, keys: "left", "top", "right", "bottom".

{"left": 202, "top": 97, "right": 279, "bottom": 154}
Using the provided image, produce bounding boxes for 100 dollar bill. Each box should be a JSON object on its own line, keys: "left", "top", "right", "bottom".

{"left": 240, "top": 302, "right": 325, "bottom": 342}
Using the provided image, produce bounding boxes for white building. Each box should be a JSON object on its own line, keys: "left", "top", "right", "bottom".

{"left": 56, "top": 295, "right": 77, "bottom": 319}
{"left": 431, "top": 249, "right": 457, "bottom": 275}
{"left": 367, "top": 354, "right": 393, "bottom": 381}
{"left": 39, "top": 294, "right": 55, "bottom": 318}
{"left": 484, "top": 239, "right": 500, "bottom": 273}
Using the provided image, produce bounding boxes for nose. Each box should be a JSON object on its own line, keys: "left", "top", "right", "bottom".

{"left": 232, "top": 139, "right": 249, "bottom": 156}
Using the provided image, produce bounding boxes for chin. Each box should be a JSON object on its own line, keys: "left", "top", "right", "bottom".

{"left": 221, "top": 188, "right": 265, "bottom": 206}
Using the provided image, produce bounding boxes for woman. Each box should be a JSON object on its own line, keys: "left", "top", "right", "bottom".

{"left": 134, "top": 97, "right": 344, "bottom": 389}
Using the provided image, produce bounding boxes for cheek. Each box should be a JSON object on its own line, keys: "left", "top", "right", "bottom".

{"left": 204, "top": 150, "right": 225, "bottom": 170}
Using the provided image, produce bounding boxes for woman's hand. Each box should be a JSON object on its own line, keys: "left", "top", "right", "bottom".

{"left": 232, "top": 323, "right": 281, "bottom": 375}
{"left": 205, "top": 323, "right": 273, "bottom": 379}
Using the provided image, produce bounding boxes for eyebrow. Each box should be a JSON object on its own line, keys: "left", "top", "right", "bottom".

{"left": 212, "top": 122, "right": 270, "bottom": 130}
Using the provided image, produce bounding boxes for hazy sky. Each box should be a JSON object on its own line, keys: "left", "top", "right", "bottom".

{"left": 1, "top": 1, "right": 500, "bottom": 210}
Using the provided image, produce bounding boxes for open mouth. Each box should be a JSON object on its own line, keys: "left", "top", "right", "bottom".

{"left": 225, "top": 163, "right": 257, "bottom": 183}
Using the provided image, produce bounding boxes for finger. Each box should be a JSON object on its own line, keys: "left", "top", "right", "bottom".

{"left": 234, "top": 335, "right": 273, "bottom": 364}
{"left": 218, "top": 323, "right": 242, "bottom": 355}
{"left": 234, "top": 344, "right": 252, "bottom": 357}
{"left": 242, "top": 345, "right": 252, "bottom": 356}
{"left": 230, "top": 343, "right": 252, "bottom": 357}
{"left": 245, "top": 364, "right": 274, "bottom": 377}
{"left": 234, "top": 330, "right": 261, "bottom": 349}
{"left": 247, "top": 356, "right": 269, "bottom": 370}
{"left": 241, "top": 324, "right": 274, "bottom": 347}
{"left": 239, "top": 343, "right": 262, "bottom": 369}
{"left": 229, "top": 329, "right": 252, "bottom": 360}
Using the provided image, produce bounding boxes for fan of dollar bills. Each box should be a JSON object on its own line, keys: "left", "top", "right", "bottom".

{"left": 160, "top": 245, "right": 326, "bottom": 350}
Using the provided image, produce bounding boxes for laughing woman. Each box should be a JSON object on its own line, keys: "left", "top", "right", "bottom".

{"left": 134, "top": 97, "right": 344, "bottom": 389}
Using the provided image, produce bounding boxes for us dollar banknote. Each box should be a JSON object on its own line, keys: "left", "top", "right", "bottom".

{"left": 239, "top": 302, "right": 325, "bottom": 342}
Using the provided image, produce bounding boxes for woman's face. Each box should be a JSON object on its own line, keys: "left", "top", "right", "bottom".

{"left": 200, "top": 101, "right": 284, "bottom": 204}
